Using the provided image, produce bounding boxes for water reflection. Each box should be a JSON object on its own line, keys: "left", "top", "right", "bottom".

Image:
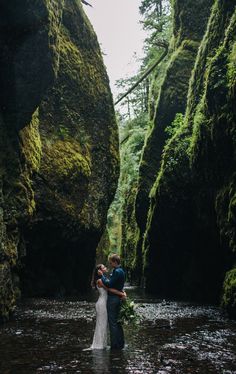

{"left": 91, "top": 349, "right": 108, "bottom": 373}
{"left": 90, "top": 348, "right": 152, "bottom": 374}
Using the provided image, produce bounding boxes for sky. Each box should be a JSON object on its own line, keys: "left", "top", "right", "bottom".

{"left": 84, "top": 0, "right": 146, "bottom": 99}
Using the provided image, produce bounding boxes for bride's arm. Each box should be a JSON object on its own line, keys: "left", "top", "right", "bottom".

{"left": 108, "top": 287, "right": 126, "bottom": 297}
{"left": 97, "top": 279, "right": 126, "bottom": 298}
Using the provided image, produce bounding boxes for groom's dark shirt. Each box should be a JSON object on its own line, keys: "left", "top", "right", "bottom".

{"left": 101, "top": 266, "right": 125, "bottom": 294}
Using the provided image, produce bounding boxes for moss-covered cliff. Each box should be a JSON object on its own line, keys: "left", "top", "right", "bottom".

{"left": 132, "top": 0, "right": 213, "bottom": 277}
{"left": 142, "top": 0, "right": 236, "bottom": 316}
{"left": 0, "top": 0, "right": 119, "bottom": 320}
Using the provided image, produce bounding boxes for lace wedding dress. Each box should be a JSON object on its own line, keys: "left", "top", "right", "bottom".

{"left": 91, "top": 287, "right": 108, "bottom": 349}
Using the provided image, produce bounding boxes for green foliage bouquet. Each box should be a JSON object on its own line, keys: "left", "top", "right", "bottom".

{"left": 118, "top": 297, "right": 139, "bottom": 325}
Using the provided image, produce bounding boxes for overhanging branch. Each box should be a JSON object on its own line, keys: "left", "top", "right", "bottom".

{"left": 114, "top": 43, "right": 168, "bottom": 106}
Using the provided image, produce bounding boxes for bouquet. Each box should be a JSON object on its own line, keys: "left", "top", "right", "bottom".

{"left": 118, "top": 297, "right": 139, "bottom": 325}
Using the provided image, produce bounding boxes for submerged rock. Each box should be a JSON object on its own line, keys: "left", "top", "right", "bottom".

{"left": 0, "top": 0, "right": 119, "bottom": 320}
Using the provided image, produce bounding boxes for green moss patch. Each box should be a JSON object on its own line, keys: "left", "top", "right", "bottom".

{"left": 222, "top": 267, "right": 236, "bottom": 318}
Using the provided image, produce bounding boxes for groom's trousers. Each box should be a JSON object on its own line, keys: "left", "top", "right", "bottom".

{"left": 107, "top": 295, "right": 124, "bottom": 349}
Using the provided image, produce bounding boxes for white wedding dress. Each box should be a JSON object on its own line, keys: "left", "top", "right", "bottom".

{"left": 91, "top": 287, "right": 108, "bottom": 349}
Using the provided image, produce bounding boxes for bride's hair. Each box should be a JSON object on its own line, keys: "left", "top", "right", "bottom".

{"left": 91, "top": 264, "right": 103, "bottom": 289}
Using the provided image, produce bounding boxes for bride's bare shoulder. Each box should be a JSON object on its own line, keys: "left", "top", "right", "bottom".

{"left": 96, "top": 279, "right": 103, "bottom": 288}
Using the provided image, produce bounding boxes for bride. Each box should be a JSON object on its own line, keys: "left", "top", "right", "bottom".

{"left": 90, "top": 264, "right": 126, "bottom": 350}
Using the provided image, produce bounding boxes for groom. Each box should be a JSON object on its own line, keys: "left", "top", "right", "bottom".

{"left": 99, "top": 253, "right": 125, "bottom": 350}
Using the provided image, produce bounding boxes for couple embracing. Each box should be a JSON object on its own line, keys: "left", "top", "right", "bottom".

{"left": 91, "top": 254, "right": 126, "bottom": 350}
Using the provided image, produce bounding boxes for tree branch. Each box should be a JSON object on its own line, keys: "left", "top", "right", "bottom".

{"left": 81, "top": 0, "right": 92, "bottom": 7}
{"left": 114, "top": 43, "right": 168, "bottom": 106}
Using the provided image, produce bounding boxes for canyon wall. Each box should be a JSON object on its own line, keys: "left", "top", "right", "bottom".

{"left": 0, "top": 0, "right": 119, "bottom": 320}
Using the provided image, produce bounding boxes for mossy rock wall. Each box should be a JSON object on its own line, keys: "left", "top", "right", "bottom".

{"left": 143, "top": 0, "right": 236, "bottom": 314}
{"left": 132, "top": 0, "right": 213, "bottom": 278}
{"left": 0, "top": 0, "right": 119, "bottom": 320}
{"left": 96, "top": 228, "right": 111, "bottom": 265}
{"left": 120, "top": 181, "right": 140, "bottom": 283}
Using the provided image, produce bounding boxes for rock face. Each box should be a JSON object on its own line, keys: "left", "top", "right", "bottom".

{"left": 140, "top": 0, "right": 236, "bottom": 315}
{"left": 0, "top": 0, "right": 119, "bottom": 320}
{"left": 133, "top": 0, "right": 214, "bottom": 277}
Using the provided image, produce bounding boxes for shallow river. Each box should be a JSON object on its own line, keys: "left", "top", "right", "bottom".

{"left": 0, "top": 287, "right": 236, "bottom": 373}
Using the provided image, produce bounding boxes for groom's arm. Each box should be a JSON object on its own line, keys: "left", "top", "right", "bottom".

{"left": 97, "top": 279, "right": 126, "bottom": 298}
{"left": 101, "top": 270, "right": 120, "bottom": 288}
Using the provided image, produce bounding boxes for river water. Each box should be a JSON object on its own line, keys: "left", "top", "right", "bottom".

{"left": 0, "top": 287, "right": 236, "bottom": 373}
